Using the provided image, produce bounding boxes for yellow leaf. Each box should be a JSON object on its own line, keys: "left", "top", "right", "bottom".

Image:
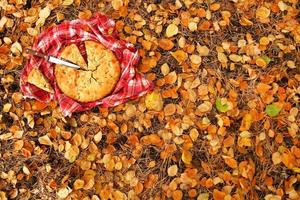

{"left": 62, "top": 0, "right": 74, "bottom": 6}
{"left": 256, "top": 6, "right": 270, "bottom": 19}
{"left": 222, "top": 155, "right": 237, "bottom": 168}
{"left": 182, "top": 150, "right": 192, "bottom": 164}
{"left": 167, "top": 165, "right": 178, "bottom": 177}
{"left": 111, "top": 0, "right": 123, "bottom": 10}
{"left": 217, "top": 52, "right": 228, "bottom": 63}
{"left": 38, "top": 135, "right": 52, "bottom": 146}
{"left": 239, "top": 113, "right": 253, "bottom": 131}
{"left": 272, "top": 152, "right": 282, "bottom": 165}
{"left": 73, "top": 179, "right": 84, "bottom": 190}
{"left": 190, "top": 55, "right": 202, "bottom": 65}
{"left": 171, "top": 50, "right": 188, "bottom": 63}
{"left": 64, "top": 145, "right": 79, "bottom": 163}
{"left": 145, "top": 91, "right": 163, "bottom": 111}
{"left": 166, "top": 24, "right": 178, "bottom": 37}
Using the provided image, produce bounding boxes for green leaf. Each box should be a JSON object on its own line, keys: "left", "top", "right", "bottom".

{"left": 265, "top": 104, "right": 281, "bottom": 117}
{"left": 216, "top": 98, "right": 229, "bottom": 113}
{"left": 261, "top": 55, "right": 272, "bottom": 64}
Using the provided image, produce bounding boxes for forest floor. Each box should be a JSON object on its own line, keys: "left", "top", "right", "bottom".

{"left": 0, "top": 0, "right": 300, "bottom": 199}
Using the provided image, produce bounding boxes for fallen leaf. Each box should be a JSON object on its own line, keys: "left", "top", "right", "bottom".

{"left": 38, "top": 135, "right": 52, "bottom": 146}
{"left": 190, "top": 55, "right": 202, "bottom": 65}
{"left": 166, "top": 24, "right": 179, "bottom": 38}
{"left": 57, "top": 187, "right": 71, "bottom": 199}
{"left": 222, "top": 155, "right": 238, "bottom": 168}
{"left": 171, "top": 50, "right": 188, "bottom": 63}
{"left": 64, "top": 145, "right": 80, "bottom": 163}
{"left": 216, "top": 98, "right": 229, "bottom": 113}
{"left": 145, "top": 91, "right": 164, "bottom": 111}
{"left": 182, "top": 150, "right": 192, "bottom": 164}
{"left": 272, "top": 152, "right": 282, "bottom": 165}
{"left": 62, "top": 0, "right": 74, "bottom": 6}
{"left": 164, "top": 103, "right": 176, "bottom": 116}
{"left": 265, "top": 104, "right": 281, "bottom": 117}
{"left": 167, "top": 165, "right": 178, "bottom": 177}
{"left": 239, "top": 113, "right": 252, "bottom": 131}
{"left": 159, "top": 39, "right": 174, "bottom": 50}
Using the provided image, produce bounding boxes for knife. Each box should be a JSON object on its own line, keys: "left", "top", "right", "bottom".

{"left": 25, "top": 48, "right": 85, "bottom": 70}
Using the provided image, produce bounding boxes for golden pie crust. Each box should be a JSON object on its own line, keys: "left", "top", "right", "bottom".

{"left": 27, "top": 68, "right": 54, "bottom": 93}
{"left": 55, "top": 41, "right": 121, "bottom": 102}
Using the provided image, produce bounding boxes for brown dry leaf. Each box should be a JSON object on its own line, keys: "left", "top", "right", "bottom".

{"left": 166, "top": 24, "right": 179, "bottom": 38}
{"left": 171, "top": 50, "right": 188, "bottom": 63}
{"left": 159, "top": 39, "right": 174, "bottom": 50}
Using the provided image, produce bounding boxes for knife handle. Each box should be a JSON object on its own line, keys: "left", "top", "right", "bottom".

{"left": 26, "top": 48, "right": 49, "bottom": 60}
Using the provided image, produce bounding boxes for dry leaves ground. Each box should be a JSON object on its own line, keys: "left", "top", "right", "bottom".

{"left": 0, "top": 0, "right": 300, "bottom": 199}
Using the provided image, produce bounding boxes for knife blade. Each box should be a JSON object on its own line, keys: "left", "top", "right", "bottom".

{"left": 26, "top": 48, "right": 84, "bottom": 70}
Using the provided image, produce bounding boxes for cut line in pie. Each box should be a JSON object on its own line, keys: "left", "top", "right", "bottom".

{"left": 54, "top": 41, "right": 121, "bottom": 103}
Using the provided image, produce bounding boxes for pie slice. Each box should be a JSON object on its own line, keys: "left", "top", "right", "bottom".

{"left": 27, "top": 68, "right": 54, "bottom": 93}
{"left": 59, "top": 44, "right": 88, "bottom": 70}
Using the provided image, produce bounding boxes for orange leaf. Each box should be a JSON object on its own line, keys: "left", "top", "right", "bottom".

{"left": 239, "top": 113, "right": 253, "bottom": 131}
{"left": 281, "top": 152, "right": 296, "bottom": 169}
{"left": 182, "top": 150, "right": 192, "bottom": 164}
{"left": 213, "top": 189, "right": 226, "bottom": 200}
{"left": 197, "top": 8, "right": 206, "bottom": 18}
{"left": 172, "top": 190, "right": 183, "bottom": 200}
{"left": 222, "top": 155, "right": 238, "bottom": 168}
{"left": 159, "top": 39, "right": 174, "bottom": 50}
{"left": 198, "top": 21, "right": 211, "bottom": 31}
{"left": 164, "top": 103, "right": 176, "bottom": 116}
{"left": 171, "top": 50, "right": 187, "bottom": 63}
{"left": 223, "top": 135, "right": 234, "bottom": 147}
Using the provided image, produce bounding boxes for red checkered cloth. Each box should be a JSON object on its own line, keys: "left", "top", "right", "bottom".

{"left": 20, "top": 13, "right": 154, "bottom": 117}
